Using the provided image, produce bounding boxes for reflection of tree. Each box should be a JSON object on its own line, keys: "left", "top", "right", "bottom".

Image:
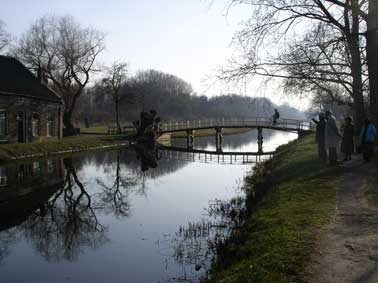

{"left": 0, "top": 229, "right": 16, "bottom": 265}
{"left": 20, "top": 158, "right": 108, "bottom": 262}
{"left": 96, "top": 153, "right": 138, "bottom": 218}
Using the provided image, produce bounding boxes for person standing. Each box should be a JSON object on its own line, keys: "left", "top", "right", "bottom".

{"left": 340, "top": 117, "right": 354, "bottom": 161}
{"left": 312, "top": 113, "right": 327, "bottom": 162}
{"left": 272, "top": 109, "right": 280, "bottom": 125}
{"left": 359, "top": 119, "right": 377, "bottom": 162}
{"left": 325, "top": 110, "right": 341, "bottom": 165}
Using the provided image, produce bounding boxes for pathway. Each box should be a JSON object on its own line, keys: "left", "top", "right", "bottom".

{"left": 306, "top": 157, "right": 378, "bottom": 283}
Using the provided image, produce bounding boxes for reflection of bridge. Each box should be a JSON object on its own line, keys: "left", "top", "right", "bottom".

{"left": 157, "top": 146, "right": 275, "bottom": 165}
{"left": 158, "top": 118, "right": 312, "bottom": 152}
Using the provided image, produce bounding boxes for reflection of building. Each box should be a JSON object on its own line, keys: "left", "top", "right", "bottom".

{"left": 0, "top": 159, "right": 64, "bottom": 231}
{"left": 0, "top": 56, "right": 63, "bottom": 143}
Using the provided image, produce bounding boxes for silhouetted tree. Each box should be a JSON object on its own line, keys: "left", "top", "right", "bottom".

{"left": 102, "top": 61, "right": 129, "bottom": 133}
{"left": 16, "top": 15, "right": 105, "bottom": 135}
{"left": 221, "top": 0, "right": 369, "bottom": 128}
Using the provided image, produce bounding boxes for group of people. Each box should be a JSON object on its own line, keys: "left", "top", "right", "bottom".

{"left": 312, "top": 111, "right": 377, "bottom": 165}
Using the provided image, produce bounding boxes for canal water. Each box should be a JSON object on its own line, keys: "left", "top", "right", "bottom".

{"left": 0, "top": 130, "right": 296, "bottom": 283}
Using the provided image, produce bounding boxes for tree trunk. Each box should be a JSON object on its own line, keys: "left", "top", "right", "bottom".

{"left": 115, "top": 99, "right": 121, "bottom": 134}
{"left": 347, "top": 0, "right": 365, "bottom": 131}
{"left": 63, "top": 111, "right": 76, "bottom": 136}
{"left": 367, "top": 0, "right": 378, "bottom": 123}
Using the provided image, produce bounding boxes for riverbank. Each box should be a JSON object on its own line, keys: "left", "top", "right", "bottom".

{"left": 0, "top": 135, "right": 130, "bottom": 163}
{"left": 207, "top": 134, "right": 340, "bottom": 283}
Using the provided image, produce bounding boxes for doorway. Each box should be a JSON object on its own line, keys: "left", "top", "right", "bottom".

{"left": 17, "top": 111, "right": 25, "bottom": 143}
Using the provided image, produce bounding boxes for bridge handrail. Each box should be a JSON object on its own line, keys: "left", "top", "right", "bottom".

{"left": 158, "top": 117, "right": 312, "bottom": 132}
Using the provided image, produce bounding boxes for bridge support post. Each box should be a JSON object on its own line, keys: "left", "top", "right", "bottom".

{"left": 257, "top": 127, "right": 263, "bottom": 154}
{"left": 186, "top": 130, "right": 194, "bottom": 149}
{"left": 215, "top": 127, "right": 223, "bottom": 152}
{"left": 298, "top": 130, "right": 309, "bottom": 139}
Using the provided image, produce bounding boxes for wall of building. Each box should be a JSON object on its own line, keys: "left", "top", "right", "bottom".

{"left": 0, "top": 95, "right": 62, "bottom": 143}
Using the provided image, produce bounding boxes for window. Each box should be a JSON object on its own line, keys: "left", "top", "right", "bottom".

{"left": 0, "top": 111, "right": 8, "bottom": 137}
{"left": 47, "top": 160, "right": 55, "bottom": 174}
{"left": 32, "top": 161, "right": 41, "bottom": 176}
{"left": 31, "top": 113, "right": 40, "bottom": 136}
{"left": 47, "top": 112, "right": 54, "bottom": 136}
{"left": 0, "top": 167, "right": 7, "bottom": 187}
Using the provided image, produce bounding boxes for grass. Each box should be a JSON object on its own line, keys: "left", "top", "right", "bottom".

{"left": 206, "top": 134, "right": 339, "bottom": 283}
{"left": 0, "top": 135, "right": 129, "bottom": 162}
{"left": 80, "top": 125, "right": 136, "bottom": 135}
{"left": 171, "top": 128, "right": 250, "bottom": 138}
{"left": 364, "top": 146, "right": 378, "bottom": 206}
{"left": 80, "top": 126, "right": 108, "bottom": 134}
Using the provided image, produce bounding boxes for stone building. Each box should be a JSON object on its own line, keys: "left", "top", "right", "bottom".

{"left": 0, "top": 55, "right": 63, "bottom": 143}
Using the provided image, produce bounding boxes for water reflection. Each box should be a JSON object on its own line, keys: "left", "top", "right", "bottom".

{"left": 0, "top": 130, "right": 297, "bottom": 283}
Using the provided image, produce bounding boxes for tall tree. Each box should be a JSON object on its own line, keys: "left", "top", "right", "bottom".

{"left": 366, "top": 0, "right": 378, "bottom": 122}
{"left": 221, "top": 0, "right": 367, "bottom": 128}
{"left": 16, "top": 15, "right": 105, "bottom": 135}
{"left": 102, "top": 61, "right": 129, "bottom": 133}
{"left": 0, "top": 20, "right": 10, "bottom": 53}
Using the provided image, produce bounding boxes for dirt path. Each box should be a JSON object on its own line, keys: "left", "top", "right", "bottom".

{"left": 306, "top": 157, "right": 378, "bottom": 283}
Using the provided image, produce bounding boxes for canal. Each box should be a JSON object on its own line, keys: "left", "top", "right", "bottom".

{"left": 0, "top": 130, "right": 297, "bottom": 282}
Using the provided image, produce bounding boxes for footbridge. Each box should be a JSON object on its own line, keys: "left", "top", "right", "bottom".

{"left": 157, "top": 118, "right": 313, "bottom": 151}
{"left": 158, "top": 117, "right": 312, "bottom": 134}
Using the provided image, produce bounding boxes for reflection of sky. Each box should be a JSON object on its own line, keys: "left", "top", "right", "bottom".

{"left": 0, "top": 131, "right": 297, "bottom": 283}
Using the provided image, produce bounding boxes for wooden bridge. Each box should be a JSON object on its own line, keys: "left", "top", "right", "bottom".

{"left": 157, "top": 145, "right": 275, "bottom": 165}
{"left": 158, "top": 118, "right": 312, "bottom": 134}
{"left": 157, "top": 117, "right": 312, "bottom": 151}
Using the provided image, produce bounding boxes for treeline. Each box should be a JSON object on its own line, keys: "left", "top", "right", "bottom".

{"left": 74, "top": 69, "right": 305, "bottom": 126}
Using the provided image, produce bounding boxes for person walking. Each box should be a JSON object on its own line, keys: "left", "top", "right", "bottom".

{"left": 325, "top": 110, "right": 341, "bottom": 165}
{"left": 312, "top": 112, "right": 327, "bottom": 162}
{"left": 359, "top": 119, "right": 377, "bottom": 162}
{"left": 272, "top": 109, "right": 280, "bottom": 125}
{"left": 340, "top": 116, "right": 354, "bottom": 161}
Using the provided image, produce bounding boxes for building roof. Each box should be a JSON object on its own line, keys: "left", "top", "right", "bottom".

{"left": 0, "top": 55, "right": 62, "bottom": 104}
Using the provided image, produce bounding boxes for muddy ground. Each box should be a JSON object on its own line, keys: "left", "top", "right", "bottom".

{"left": 306, "top": 156, "right": 378, "bottom": 283}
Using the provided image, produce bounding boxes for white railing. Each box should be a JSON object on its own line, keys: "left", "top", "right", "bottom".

{"left": 158, "top": 117, "right": 312, "bottom": 133}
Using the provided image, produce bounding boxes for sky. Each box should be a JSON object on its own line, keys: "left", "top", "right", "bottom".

{"left": 0, "top": 0, "right": 310, "bottom": 110}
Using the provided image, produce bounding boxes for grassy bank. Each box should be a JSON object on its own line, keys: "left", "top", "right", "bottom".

{"left": 207, "top": 134, "right": 339, "bottom": 283}
{"left": 0, "top": 135, "right": 130, "bottom": 162}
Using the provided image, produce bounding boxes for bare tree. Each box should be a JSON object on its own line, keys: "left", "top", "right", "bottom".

{"left": 16, "top": 15, "right": 105, "bottom": 135}
{"left": 221, "top": 0, "right": 368, "bottom": 127}
{"left": 365, "top": 0, "right": 378, "bottom": 122}
{"left": 102, "top": 61, "right": 129, "bottom": 133}
{"left": 0, "top": 20, "right": 10, "bottom": 53}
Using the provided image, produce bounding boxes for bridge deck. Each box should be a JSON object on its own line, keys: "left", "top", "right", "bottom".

{"left": 158, "top": 118, "right": 312, "bottom": 134}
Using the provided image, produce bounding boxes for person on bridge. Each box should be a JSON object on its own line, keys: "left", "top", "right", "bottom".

{"left": 272, "top": 109, "right": 280, "bottom": 125}
{"left": 325, "top": 110, "right": 341, "bottom": 166}
{"left": 359, "top": 118, "right": 377, "bottom": 162}
{"left": 312, "top": 112, "right": 326, "bottom": 162}
{"left": 340, "top": 116, "right": 354, "bottom": 161}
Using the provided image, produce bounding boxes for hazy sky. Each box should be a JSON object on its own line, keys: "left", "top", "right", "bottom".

{"left": 0, "top": 0, "right": 309, "bottom": 109}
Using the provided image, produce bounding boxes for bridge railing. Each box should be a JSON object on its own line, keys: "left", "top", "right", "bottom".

{"left": 158, "top": 117, "right": 312, "bottom": 133}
